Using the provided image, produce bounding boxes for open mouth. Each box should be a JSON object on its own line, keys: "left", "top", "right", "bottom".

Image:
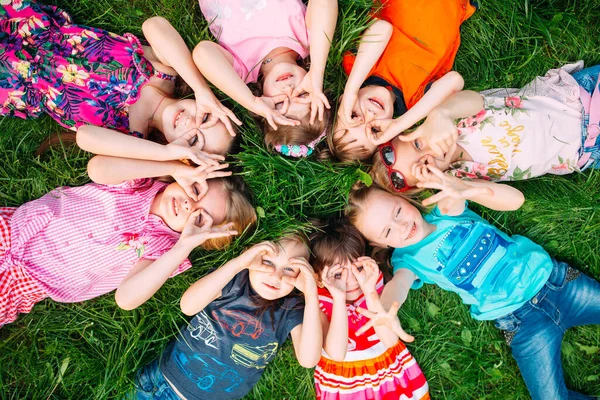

{"left": 172, "top": 198, "right": 179, "bottom": 217}
{"left": 174, "top": 110, "right": 184, "bottom": 128}
{"left": 368, "top": 97, "right": 384, "bottom": 110}
{"left": 406, "top": 222, "right": 417, "bottom": 240}
{"left": 276, "top": 73, "right": 292, "bottom": 82}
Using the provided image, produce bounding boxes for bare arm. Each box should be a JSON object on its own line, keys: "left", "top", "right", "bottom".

{"left": 143, "top": 17, "right": 211, "bottom": 95}
{"left": 305, "top": 0, "right": 338, "bottom": 79}
{"left": 87, "top": 156, "right": 185, "bottom": 185}
{"left": 322, "top": 296, "right": 348, "bottom": 361}
{"left": 290, "top": 292, "right": 323, "bottom": 368}
{"left": 376, "top": 72, "right": 468, "bottom": 145}
{"left": 338, "top": 19, "right": 393, "bottom": 125}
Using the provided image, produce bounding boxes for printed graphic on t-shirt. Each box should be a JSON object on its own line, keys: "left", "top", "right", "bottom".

{"left": 212, "top": 309, "right": 265, "bottom": 339}
{"left": 230, "top": 343, "right": 278, "bottom": 369}
{"left": 173, "top": 347, "right": 243, "bottom": 393}
{"left": 436, "top": 222, "right": 509, "bottom": 292}
{"left": 187, "top": 311, "right": 219, "bottom": 350}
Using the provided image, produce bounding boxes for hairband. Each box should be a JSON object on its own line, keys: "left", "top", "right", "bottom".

{"left": 275, "top": 129, "right": 327, "bottom": 158}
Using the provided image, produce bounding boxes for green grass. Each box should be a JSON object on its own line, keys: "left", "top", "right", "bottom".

{"left": 1, "top": 0, "right": 600, "bottom": 398}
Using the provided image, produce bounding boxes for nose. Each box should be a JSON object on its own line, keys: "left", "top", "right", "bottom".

{"left": 183, "top": 198, "right": 201, "bottom": 213}
{"left": 364, "top": 108, "right": 376, "bottom": 123}
{"left": 269, "top": 268, "right": 283, "bottom": 281}
{"left": 282, "top": 85, "right": 294, "bottom": 97}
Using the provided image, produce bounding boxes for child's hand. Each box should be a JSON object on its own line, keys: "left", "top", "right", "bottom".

{"left": 351, "top": 256, "right": 379, "bottom": 294}
{"left": 252, "top": 96, "right": 301, "bottom": 131}
{"left": 282, "top": 257, "right": 318, "bottom": 296}
{"left": 194, "top": 90, "right": 242, "bottom": 137}
{"left": 179, "top": 209, "right": 238, "bottom": 248}
{"left": 237, "top": 241, "right": 279, "bottom": 274}
{"left": 291, "top": 70, "right": 330, "bottom": 124}
{"left": 356, "top": 292, "right": 415, "bottom": 343}
{"left": 397, "top": 108, "right": 458, "bottom": 159}
{"left": 165, "top": 129, "right": 225, "bottom": 166}
{"left": 172, "top": 163, "right": 231, "bottom": 201}
{"left": 320, "top": 265, "right": 347, "bottom": 301}
{"left": 337, "top": 90, "right": 361, "bottom": 128}
{"left": 416, "top": 164, "right": 493, "bottom": 207}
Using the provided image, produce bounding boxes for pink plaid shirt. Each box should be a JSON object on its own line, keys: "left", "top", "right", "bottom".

{"left": 0, "top": 179, "right": 191, "bottom": 302}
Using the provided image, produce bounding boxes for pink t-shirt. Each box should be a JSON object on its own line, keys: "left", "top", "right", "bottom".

{"left": 2, "top": 179, "right": 191, "bottom": 302}
{"left": 199, "top": 0, "right": 310, "bottom": 83}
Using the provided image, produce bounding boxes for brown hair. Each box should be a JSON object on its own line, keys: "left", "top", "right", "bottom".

{"left": 262, "top": 106, "right": 333, "bottom": 160}
{"left": 370, "top": 151, "right": 424, "bottom": 198}
{"left": 325, "top": 126, "right": 373, "bottom": 162}
{"left": 201, "top": 176, "right": 257, "bottom": 251}
{"left": 309, "top": 218, "right": 366, "bottom": 276}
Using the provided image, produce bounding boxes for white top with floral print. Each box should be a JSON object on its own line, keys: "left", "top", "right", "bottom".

{"left": 452, "top": 94, "right": 583, "bottom": 181}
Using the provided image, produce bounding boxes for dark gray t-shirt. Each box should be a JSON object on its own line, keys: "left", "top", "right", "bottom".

{"left": 160, "top": 270, "right": 304, "bottom": 400}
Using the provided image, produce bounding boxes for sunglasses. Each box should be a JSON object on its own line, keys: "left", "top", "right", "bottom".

{"left": 379, "top": 141, "right": 411, "bottom": 193}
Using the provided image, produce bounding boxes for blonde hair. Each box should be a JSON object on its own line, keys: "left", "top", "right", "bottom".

{"left": 263, "top": 108, "right": 333, "bottom": 159}
{"left": 201, "top": 177, "right": 257, "bottom": 251}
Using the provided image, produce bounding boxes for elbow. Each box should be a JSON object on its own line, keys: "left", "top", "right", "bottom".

{"left": 114, "top": 289, "right": 140, "bottom": 311}
{"left": 445, "top": 71, "right": 464, "bottom": 92}
{"left": 377, "top": 19, "right": 394, "bottom": 41}
{"left": 180, "top": 295, "right": 198, "bottom": 316}
{"left": 193, "top": 41, "right": 213, "bottom": 66}
{"left": 75, "top": 125, "right": 93, "bottom": 152}
{"left": 509, "top": 190, "right": 525, "bottom": 211}
{"left": 86, "top": 155, "right": 106, "bottom": 183}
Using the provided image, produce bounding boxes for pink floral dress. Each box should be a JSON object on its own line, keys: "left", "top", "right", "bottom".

{"left": 0, "top": 0, "right": 175, "bottom": 135}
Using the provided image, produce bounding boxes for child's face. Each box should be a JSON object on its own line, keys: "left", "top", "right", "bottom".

{"left": 324, "top": 260, "right": 363, "bottom": 302}
{"left": 262, "top": 62, "right": 311, "bottom": 121}
{"left": 162, "top": 99, "right": 234, "bottom": 155}
{"left": 381, "top": 135, "right": 453, "bottom": 188}
{"left": 333, "top": 85, "right": 395, "bottom": 156}
{"left": 354, "top": 190, "right": 427, "bottom": 249}
{"left": 151, "top": 180, "right": 228, "bottom": 232}
{"left": 248, "top": 238, "right": 309, "bottom": 301}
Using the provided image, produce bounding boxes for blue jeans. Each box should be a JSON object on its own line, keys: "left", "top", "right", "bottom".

{"left": 495, "top": 260, "right": 600, "bottom": 400}
{"left": 132, "top": 360, "right": 180, "bottom": 400}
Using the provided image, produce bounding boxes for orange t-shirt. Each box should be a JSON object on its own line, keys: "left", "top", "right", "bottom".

{"left": 343, "top": 0, "right": 477, "bottom": 114}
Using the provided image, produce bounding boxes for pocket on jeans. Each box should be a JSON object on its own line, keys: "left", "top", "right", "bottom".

{"left": 494, "top": 317, "right": 520, "bottom": 346}
{"left": 135, "top": 363, "right": 157, "bottom": 393}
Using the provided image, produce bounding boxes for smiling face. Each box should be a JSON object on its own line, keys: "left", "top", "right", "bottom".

{"left": 248, "top": 238, "right": 309, "bottom": 301}
{"left": 262, "top": 62, "right": 311, "bottom": 121}
{"left": 161, "top": 99, "right": 234, "bottom": 155}
{"left": 353, "top": 189, "right": 433, "bottom": 249}
{"left": 384, "top": 135, "right": 452, "bottom": 187}
{"left": 332, "top": 85, "right": 395, "bottom": 158}
{"left": 150, "top": 180, "right": 229, "bottom": 232}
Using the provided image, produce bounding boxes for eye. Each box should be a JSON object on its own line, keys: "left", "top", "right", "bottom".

{"left": 262, "top": 259, "right": 275, "bottom": 267}
{"left": 298, "top": 92, "right": 309, "bottom": 98}
{"left": 357, "top": 266, "right": 364, "bottom": 272}
{"left": 385, "top": 228, "right": 391, "bottom": 238}
{"left": 395, "top": 207, "right": 401, "bottom": 218}
{"left": 275, "top": 102, "right": 284, "bottom": 111}
{"left": 334, "top": 273, "right": 342, "bottom": 279}
{"left": 370, "top": 125, "right": 380, "bottom": 134}
{"left": 189, "top": 135, "right": 198, "bottom": 146}
{"left": 202, "top": 114, "right": 209, "bottom": 124}
{"left": 193, "top": 185, "right": 199, "bottom": 196}
{"left": 351, "top": 112, "right": 357, "bottom": 118}
{"left": 414, "top": 140, "right": 422, "bottom": 150}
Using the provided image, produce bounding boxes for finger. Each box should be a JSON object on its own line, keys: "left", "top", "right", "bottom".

{"left": 421, "top": 191, "right": 449, "bottom": 206}
{"left": 309, "top": 101, "right": 317, "bottom": 125}
{"left": 387, "top": 301, "right": 401, "bottom": 316}
{"left": 182, "top": 184, "right": 199, "bottom": 201}
{"left": 416, "top": 181, "right": 443, "bottom": 191}
{"left": 397, "top": 128, "right": 421, "bottom": 142}
{"left": 189, "top": 155, "right": 209, "bottom": 169}
{"left": 266, "top": 114, "right": 278, "bottom": 131}
{"left": 294, "top": 96, "right": 312, "bottom": 105}
{"left": 179, "top": 128, "right": 199, "bottom": 143}
{"left": 206, "top": 170, "right": 233, "bottom": 180}
{"left": 355, "top": 319, "right": 375, "bottom": 336}
{"left": 223, "top": 106, "right": 242, "bottom": 126}
{"left": 321, "top": 265, "right": 330, "bottom": 281}
{"left": 429, "top": 141, "right": 445, "bottom": 159}
{"left": 274, "top": 114, "right": 300, "bottom": 127}
{"left": 205, "top": 162, "right": 230, "bottom": 172}
{"left": 197, "top": 150, "right": 225, "bottom": 162}
{"left": 340, "top": 267, "right": 348, "bottom": 282}
{"left": 199, "top": 114, "right": 219, "bottom": 129}
{"left": 217, "top": 113, "right": 237, "bottom": 137}
{"left": 185, "top": 208, "right": 203, "bottom": 226}
{"left": 198, "top": 209, "right": 213, "bottom": 229}
{"left": 444, "top": 142, "right": 458, "bottom": 164}
{"left": 291, "top": 86, "right": 302, "bottom": 99}
{"left": 280, "top": 97, "right": 290, "bottom": 115}
{"left": 355, "top": 307, "right": 376, "bottom": 319}
{"left": 426, "top": 164, "right": 446, "bottom": 178}
{"left": 317, "top": 100, "right": 324, "bottom": 122}
{"left": 280, "top": 275, "right": 298, "bottom": 288}
{"left": 203, "top": 230, "right": 238, "bottom": 240}
{"left": 395, "top": 325, "right": 415, "bottom": 343}
{"left": 318, "top": 92, "right": 330, "bottom": 109}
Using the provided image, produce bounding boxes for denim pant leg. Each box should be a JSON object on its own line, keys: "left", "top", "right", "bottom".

{"left": 133, "top": 360, "right": 181, "bottom": 400}
{"left": 495, "top": 261, "right": 600, "bottom": 400}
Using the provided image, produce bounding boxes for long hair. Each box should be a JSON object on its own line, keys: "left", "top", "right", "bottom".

{"left": 201, "top": 176, "right": 257, "bottom": 251}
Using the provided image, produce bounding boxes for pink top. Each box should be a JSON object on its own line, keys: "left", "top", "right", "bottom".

{"left": 199, "top": 0, "right": 310, "bottom": 83}
{"left": 317, "top": 272, "right": 386, "bottom": 362}
{"left": 1, "top": 179, "right": 191, "bottom": 302}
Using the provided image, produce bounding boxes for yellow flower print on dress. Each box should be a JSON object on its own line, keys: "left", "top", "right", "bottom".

{"left": 57, "top": 64, "right": 90, "bottom": 86}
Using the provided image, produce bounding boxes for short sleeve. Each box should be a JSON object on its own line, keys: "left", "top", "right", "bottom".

{"left": 140, "top": 230, "right": 191, "bottom": 277}
{"left": 283, "top": 298, "right": 305, "bottom": 337}
{"left": 393, "top": 263, "right": 424, "bottom": 290}
{"left": 102, "top": 178, "right": 159, "bottom": 191}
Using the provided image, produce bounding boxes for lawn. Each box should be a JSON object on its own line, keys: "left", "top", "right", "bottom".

{"left": 0, "top": 0, "right": 599, "bottom": 399}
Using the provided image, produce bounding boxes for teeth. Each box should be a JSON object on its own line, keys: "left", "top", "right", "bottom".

{"left": 369, "top": 99, "right": 383, "bottom": 110}
{"left": 174, "top": 112, "right": 182, "bottom": 127}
